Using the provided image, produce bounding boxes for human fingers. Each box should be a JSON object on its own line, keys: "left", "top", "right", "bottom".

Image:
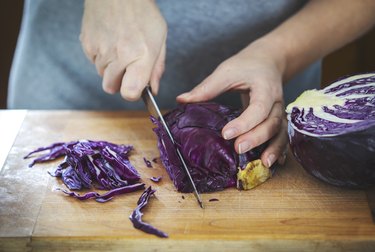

{"left": 102, "top": 61, "right": 126, "bottom": 94}
{"left": 222, "top": 87, "right": 274, "bottom": 141}
{"left": 176, "top": 64, "right": 232, "bottom": 103}
{"left": 120, "top": 59, "right": 153, "bottom": 101}
{"left": 79, "top": 33, "right": 97, "bottom": 64}
{"left": 240, "top": 92, "right": 250, "bottom": 108}
{"left": 233, "top": 102, "right": 284, "bottom": 154}
{"left": 99, "top": 46, "right": 138, "bottom": 95}
{"left": 150, "top": 42, "right": 166, "bottom": 95}
{"left": 260, "top": 116, "right": 288, "bottom": 168}
{"left": 94, "top": 53, "right": 111, "bottom": 77}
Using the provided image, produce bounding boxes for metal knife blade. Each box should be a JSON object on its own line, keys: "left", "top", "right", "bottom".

{"left": 141, "top": 86, "right": 204, "bottom": 208}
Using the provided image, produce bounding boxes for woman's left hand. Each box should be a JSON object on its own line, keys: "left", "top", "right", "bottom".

{"left": 177, "top": 40, "right": 288, "bottom": 167}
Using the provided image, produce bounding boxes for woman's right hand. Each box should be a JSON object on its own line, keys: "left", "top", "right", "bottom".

{"left": 80, "top": 0, "right": 167, "bottom": 100}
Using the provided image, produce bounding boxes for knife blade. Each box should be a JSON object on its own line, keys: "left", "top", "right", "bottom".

{"left": 141, "top": 86, "right": 204, "bottom": 208}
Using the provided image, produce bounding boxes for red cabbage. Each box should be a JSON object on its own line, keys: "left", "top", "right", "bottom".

{"left": 25, "top": 140, "right": 142, "bottom": 201}
{"left": 24, "top": 141, "right": 76, "bottom": 167}
{"left": 129, "top": 186, "right": 168, "bottom": 238}
{"left": 150, "top": 176, "right": 162, "bottom": 183}
{"left": 143, "top": 157, "right": 153, "bottom": 168}
{"left": 56, "top": 183, "right": 145, "bottom": 203}
{"left": 286, "top": 73, "right": 375, "bottom": 188}
{"left": 152, "top": 102, "right": 268, "bottom": 193}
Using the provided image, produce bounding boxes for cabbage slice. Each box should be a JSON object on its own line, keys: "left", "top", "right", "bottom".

{"left": 129, "top": 186, "right": 168, "bottom": 238}
{"left": 286, "top": 73, "right": 375, "bottom": 137}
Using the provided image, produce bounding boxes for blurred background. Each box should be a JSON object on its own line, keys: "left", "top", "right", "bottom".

{"left": 1, "top": 1, "right": 374, "bottom": 109}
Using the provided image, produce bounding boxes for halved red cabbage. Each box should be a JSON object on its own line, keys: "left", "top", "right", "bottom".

{"left": 286, "top": 73, "right": 375, "bottom": 188}
{"left": 129, "top": 186, "right": 168, "bottom": 238}
{"left": 152, "top": 102, "right": 268, "bottom": 193}
{"left": 25, "top": 140, "right": 143, "bottom": 201}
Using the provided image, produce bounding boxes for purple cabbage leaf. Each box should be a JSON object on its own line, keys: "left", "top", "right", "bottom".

{"left": 143, "top": 157, "right": 153, "bottom": 168}
{"left": 56, "top": 183, "right": 145, "bottom": 203}
{"left": 25, "top": 140, "right": 142, "bottom": 201}
{"left": 129, "top": 186, "right": 168, "bottom": 238}
{"left": 150, "top": 176, "right": 162, "bottom": 183}
{"left": 152, "top": 102, "right": 270, "bottom": 193}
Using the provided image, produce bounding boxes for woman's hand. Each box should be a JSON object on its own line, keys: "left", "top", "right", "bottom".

{"left": 80, "top": 0, "right": 167, "bottom": 100}
{"left": 177, "top": 40, "right": 288, "bottom": 167}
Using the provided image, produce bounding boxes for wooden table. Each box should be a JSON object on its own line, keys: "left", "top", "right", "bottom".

{"left": 1, "top": 110, "right": 375, "bottom": 251}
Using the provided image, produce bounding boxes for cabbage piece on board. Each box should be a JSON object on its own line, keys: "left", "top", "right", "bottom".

{"left": 286, "top": 73, "right": 375, "bottom": 188}
{"left": 152, "top": 102, "right": 268, "bottom": 193}
{"left": 25, "top": 140, "right": 142, "bottom": 202}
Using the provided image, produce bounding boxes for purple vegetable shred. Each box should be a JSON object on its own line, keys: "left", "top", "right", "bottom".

{"left": 129, "top": 186, "right": 168, "bottom": 238}
{"left": 25, "top": 140, "right": 142, "bottom": 202}
{"left": 143, "top": 157, "right": 153, "bottom": 168}
{"left": 150, "top": 176, "right": 162, "bottom": 183}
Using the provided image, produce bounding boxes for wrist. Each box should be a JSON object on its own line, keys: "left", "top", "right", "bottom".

{"left": 245, "top": 36, "right": 289, "bottom": 82}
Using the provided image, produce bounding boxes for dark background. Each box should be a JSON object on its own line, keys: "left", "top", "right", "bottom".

{"left": 1, "top": 1, "right": 374, "bottom": 109}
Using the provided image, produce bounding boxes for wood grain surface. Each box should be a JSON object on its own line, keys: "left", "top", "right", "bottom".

{"left": 0, "top": 110, "right": 374, "bottom": 252}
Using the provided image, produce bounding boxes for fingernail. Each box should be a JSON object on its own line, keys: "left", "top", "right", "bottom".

{"left": 103, "top": 86, "right": 116, "bottom": 94}
{"left": 238, "top": 142, "right": 251, "bottom": 154}
{"left": 223, "top": 128, "right": 236, "bottom": 140}
{"left": 267, "top": 154, "right": 276, "bottom": 168}
{"left": 177, "top": 93, "right": 190, "bottom": 100}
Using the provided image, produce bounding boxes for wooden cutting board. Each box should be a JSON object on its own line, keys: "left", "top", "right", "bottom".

{"left": 1, "top": 110, "right": 375, "bottom": 251}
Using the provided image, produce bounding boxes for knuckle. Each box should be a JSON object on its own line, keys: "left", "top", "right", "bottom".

{"left": 96, "top": 67, "right": 104, "bottom": 77}
{"left": 216, "top": 62, "right": 232, "bottom": 73}
{"left": 85, "top": 45, "right": 97, "bottom": 58}
{"left": 80, "top": 39, "right": 96, "bottom": 56}
{"left": 272, "top": 86, "right": 283, "bottom": 100}
{"left": 272, "top": 136, "right": 288, "bottom": 153}
{"left": 270, "top": 116, "right": 282, "bottom": 130}
{"left": 249, "top": 134, "right": 262, "bottom": 148}
{"left": 116, "top": 44, "right": 129, "bottom": 58}
{"left": 117, "top": 41, "right": 148, "bottom": 60}
{"left": 236, "top": 119, "right": 251, "bottom": 133}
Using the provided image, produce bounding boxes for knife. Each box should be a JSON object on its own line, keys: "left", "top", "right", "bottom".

{"left": 141, "top": 86, "right": 204, "bottom": 208}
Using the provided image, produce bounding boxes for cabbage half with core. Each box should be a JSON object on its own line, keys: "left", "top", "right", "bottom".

{"left": 286, "top": 73, "right": 375, "bottom": 188}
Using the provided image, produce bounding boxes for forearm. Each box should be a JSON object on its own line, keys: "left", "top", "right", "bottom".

{"left": 253, "top": 0, "right": 375, "bottom": 82}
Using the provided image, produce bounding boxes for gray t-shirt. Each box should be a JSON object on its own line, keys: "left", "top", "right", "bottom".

{"left": 8, "top": 0, "right": 320, "bottom": 110}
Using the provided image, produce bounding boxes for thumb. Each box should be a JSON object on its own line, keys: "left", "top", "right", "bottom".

{"left": 176, "top": 66, "right": 229, "bottom": 103}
